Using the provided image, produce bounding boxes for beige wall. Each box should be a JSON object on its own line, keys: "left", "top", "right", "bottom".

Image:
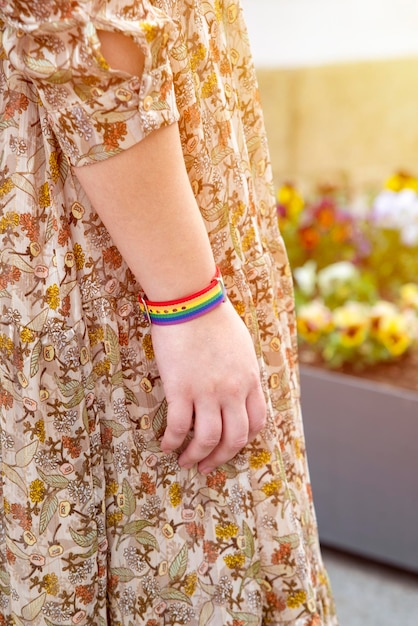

{"left": 257, "top": 57, "right": 418, "bottom": 193}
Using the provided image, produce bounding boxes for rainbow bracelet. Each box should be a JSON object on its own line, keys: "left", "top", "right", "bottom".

{"left": 138, "top": 266, "right": 226, "bottom": 326}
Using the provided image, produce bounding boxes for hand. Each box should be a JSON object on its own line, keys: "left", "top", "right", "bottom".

{"left": 151, "top": 299, "right": 267, "bottom": 474}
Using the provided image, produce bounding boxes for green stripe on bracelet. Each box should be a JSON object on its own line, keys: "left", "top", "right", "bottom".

{"left": 138, "top": 266, "right": 226, "bottom": 325}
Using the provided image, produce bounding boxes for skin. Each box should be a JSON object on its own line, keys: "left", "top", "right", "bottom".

{"left": 74, "top": 31, "right": 267, "bottom": 474}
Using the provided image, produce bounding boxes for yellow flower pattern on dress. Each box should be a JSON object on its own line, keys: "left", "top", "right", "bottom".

{"left": 0, "top": 1, "right": 337, "bottom": 624}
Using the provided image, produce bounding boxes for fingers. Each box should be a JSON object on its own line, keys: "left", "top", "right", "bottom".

{"left": 197, "top": 385, "right": 266, "bottom": 473}
{"left": 162, "top": 384, "right": 266, "bottom": 472}
{"left": 177, "top": 398, "right": 222, "bottom": 469}
{"left": 160, "top": 397, "right": 194, "bottom": 454}
{"left": 198, "top": 404, "right": 249, "bottom": 474}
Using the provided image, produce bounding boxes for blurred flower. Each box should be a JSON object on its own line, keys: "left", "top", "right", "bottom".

{"left": 399, "top": 283, "right": 418, "bottom": 310}
{"left": 293, "top": 261, "right": 317, "bottom": 297}
{"left": 277, "top": 183, "right": 304, "bottom": 224}
{"left": 298, "top": 225, "right": 320, "bottom": 250}
{"left": 313, "top": 200, "right": 336, "bottom": 229}
{"left": 333, "top": 302, "right": 370, "bottom": 348}
{"left": 372, "top": 188, "right": 418, "bottom": 245}
{"left": 375, "top": 313, "right": 412, "bottom": 357}
{"left": 317, "top": 262, "right": 359, "bottom": 297}
{"left": 278, "top": 175, "right": 418, "bottom": 370}
{"left": 369, "top": 301, "right": 398, "bottom": 336}
{"left": 385, "top": 171, "right": 418, "bottom": 193}
{"left": 297, "top": 300, "right": 333, "bottom": 343}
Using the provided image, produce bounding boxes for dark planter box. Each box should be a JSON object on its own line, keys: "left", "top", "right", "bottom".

{"left": 300, "top": 365, "right": 418, "bottom": 573}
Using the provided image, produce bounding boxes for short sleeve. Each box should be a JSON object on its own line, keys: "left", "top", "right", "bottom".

{"left": 0, "top": 0, "right": 180, "bottom": 166}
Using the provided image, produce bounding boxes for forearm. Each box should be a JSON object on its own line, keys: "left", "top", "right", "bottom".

{"left": 74, "top": 30, "right": 215, "bottom": 300}
{"left": 74, "top": 122, "right": 216, "bottom": 300}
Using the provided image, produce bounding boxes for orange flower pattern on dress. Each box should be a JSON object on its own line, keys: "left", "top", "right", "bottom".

{"left": 0, "top": 1, "right": 337, "bottom": 624}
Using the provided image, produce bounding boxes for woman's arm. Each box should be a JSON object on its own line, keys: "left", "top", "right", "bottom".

{"left": 74, "top": 32, "right": 267, "bottom": 474}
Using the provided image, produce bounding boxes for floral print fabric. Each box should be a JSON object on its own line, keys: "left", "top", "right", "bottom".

{"left": 0, "top": 1, "right": 337, "bottom": 625}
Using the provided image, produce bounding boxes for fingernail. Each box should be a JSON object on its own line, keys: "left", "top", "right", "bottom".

{"left": 200, "top": 466, "right": 213, "bottom": 475}
{"left": 180, "top": 462, "right": 193, "bottom": 470}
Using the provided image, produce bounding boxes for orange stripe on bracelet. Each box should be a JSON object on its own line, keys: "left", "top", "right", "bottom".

{"left": 138, "top": 267, "right": 226, "bottom": 325}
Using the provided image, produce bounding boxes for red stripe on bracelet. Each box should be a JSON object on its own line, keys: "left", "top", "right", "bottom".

{"left": 138, "top": 267, "right": 226, "bottom": 325}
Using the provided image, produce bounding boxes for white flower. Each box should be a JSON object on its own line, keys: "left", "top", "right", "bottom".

{"left": 317, "top": 261, "right": 359, "bottom": 296}
{"left": 293, "top": 260, "right": 317, "bottom": 297}
{"left": 401, "top": 223, "right": 418, "bottom": 246}
{"left": 373, "top": 189, "right": 418, "bottom": 231}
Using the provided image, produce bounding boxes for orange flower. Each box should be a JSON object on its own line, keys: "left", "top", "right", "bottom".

{"left": 186, "top": 522, "right": 204, "bottom": 539}
{"left": 140, "top": 472, "right": 156, "bottom": 495}
{"left": 184, "top": 104, "right": 201, "bottom": 129}
{"left": 314, "top": 201, "right": 335, "bottom": 229}
{"left": 203, "top": 539, "right": 219, "bottom": 563}
{"left": 266, "top": 590, "right": 286, "bottom": 611}
{"left": 206, "top": 469, "right": 227, "bottom": 489}
{"left": 20, "top": 213, "right": 40, "bottom": 242}
{"left": 75, "top": 585, "right": 95, "bottom": 605}
{"left": 62, "top": 435, "right": 82, "bottom": 459}
{"left": 103, "top": 245, "right": 123, "bottom": 270}
{"left": 6, "top": 547, "right": 16, "bottom": 565}
{"left": 103, "top": 121, "right": 128, "bottom": 151}
{"left": 298, "top": 225, "right": 320, "bottom": 250}
{"left": 271, "top": 543, "right": 291, "bottom": 564}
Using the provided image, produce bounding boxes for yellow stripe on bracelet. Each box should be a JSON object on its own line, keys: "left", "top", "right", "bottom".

{"left": 138, "top": 267, "right": 226, "bottom": 325}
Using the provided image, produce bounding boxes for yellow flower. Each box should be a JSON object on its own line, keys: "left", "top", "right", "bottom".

{"left": 0, "top": 178, "right": 14, "bottom": 199}
{"left": 262, "top": 479, "right": 282, "bottom": 497}
{"left": 190, "top": 44, "right": 207, "bottom": 71}
{"left": 214, "top": 0, "right": 222, "bottom": 22}
{"left": 376, "top": 314, "right": 412, "bottom": 357}
{"left": 38, "top": 182, "right": 51, "bottom": 208}
{"left": 201, "top": 72, "right": 218, "bottom": 98}
{"left": 0, "top": 211, "right": 19, "bottom": 232}
{"left": 3, "top": 498, "right": 11, "bottom": 515}
{"left": 29, "top": 479, "right": 46, "bottom": 503}
{"left": 169, "top": 482, "right": 182, "bottom": 508}
{"left": 215, "top": 523, "right": 239, "bottom": 540}
{"left": 73, "top": 243, "right": 85, "bottom": 270}
{"left": 369, "top": 301, "right": 398, "bottom": 336}
{"left": 93, "top": 359, "right": 111, "bottom": 377}
{"left": 333, "top": 302, "right": 370, "bottom": 348}
{"left": 43, "top": 572, "right": 59, "bottom": 595}
{"left": 294, "top": 438, "right": 303, "bottom": 460}
{"left": 385, "top": 172, "right": 418, "bottom": 192}
{"left": 0, "top": 334, "right": 14, "bottom": 356}
{"left": 35, "top": 419, "right": 46, "bottom": 443}
{"left": 141, "top": 22, "right": 158, "bottom": 43}
{"left": 223, "top": 553, "right": 246, "bottom": 569}
{"left": 399, "top": 283, "right": 418, "bottom": 310}
{"left": 142, "top": 334, "right": 154, "bottom": 360}
{"left": 241, "top": 227, "right": 255, "bottom": 252}
{"left": 297, "top": 300, "right": 333, "bottom": 343}
{"left": 231, "top": 201, "right": 245, "bottom": 227}
{"left": 46, "top": 284, "right": 60, "bottom": 310}
{"left": 277, "top": 184, "right": 304, "bottom": 224}
{"left": 183, "top": 572, "right": 198, "bottom": 596}
{"left": 234, "top": 301, "right": 246, "bottom": 316}
{"left": 88, "top": 327, "right": 105, "bottom": 347}
{"left": 20, "top": 327, "right": 35, "bottom": 343}
{"left": 105, "top": 481, "right": 119, "bottom": 497}
{"left": 287, "top": 590, "right": 307, "bottom": 609}
{"left": 108, "top": 511, "right": 124, "bottom": 526}
{"left": 249, "top": 449, "right": 271, "bottom": 469}
{"left": 49, "top": 152, "right": 60, "bottom": 183}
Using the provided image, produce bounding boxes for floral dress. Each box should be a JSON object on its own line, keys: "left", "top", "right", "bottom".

{"left": 0, "top": 1, "right": 337, "bottom": 625}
